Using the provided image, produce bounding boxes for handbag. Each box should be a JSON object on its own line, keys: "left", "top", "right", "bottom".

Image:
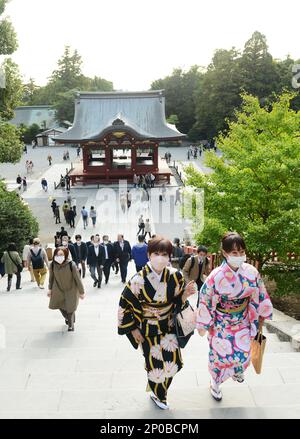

{"left": 7, "top": 251, "right": 23, "bottom": 273}
{"left": 251, "top": 319, "right": 266, "bottom": 374}
{"left": 173, "top": 301, "right": 196, "bottom": 348}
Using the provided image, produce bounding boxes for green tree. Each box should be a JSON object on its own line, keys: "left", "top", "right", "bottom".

{"left": 0, "top": 58, "right": 23, "bottom": 120}
{"left": 22, "top": 78, "right": 41, "bottom": 105}
{"left": 0, "top": 0, "right": 18, "bottom": 55}
{"left": 151, "top": 66, "right": 203, "bottom": 135}
{"left": 166, "top": 114, "right": 179, "bottom": 125}
{"left": 0, "top": 121, "right": 23, "bottom": 163}
{"left": 193, "top": 48, "right": 242, "bottom": 140}
{"left": 19, "top": 123, "right": 41, "bottom": 144}
{"left": 240, "top": 31, "right": 279, "bottom": 100}
{"left": 0, "top": 182, "right": 39, "bottom": 256}
{"left": 185, "top": 93, "right": 300, "bottom": 269}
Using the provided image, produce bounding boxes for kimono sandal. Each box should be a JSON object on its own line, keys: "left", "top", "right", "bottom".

{"left": 232, "top": 373, "right": 245, "bottom": 383}
{"left": 150, "top": 393, "right": 169, "bottom": 410}
{"left": 210, "top": 381, "right": 222, "bottom": 401}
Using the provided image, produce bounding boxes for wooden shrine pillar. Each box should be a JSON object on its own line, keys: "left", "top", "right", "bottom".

{"left": 154, "top": 142, "right": 159, "bottom": 171}
{"left": 131, "top": 143, "right": 137, "bottom": 174}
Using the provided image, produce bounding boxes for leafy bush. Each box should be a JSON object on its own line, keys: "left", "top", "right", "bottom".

{"left": 0, "top": 182, "right": 39, "bottom": 255}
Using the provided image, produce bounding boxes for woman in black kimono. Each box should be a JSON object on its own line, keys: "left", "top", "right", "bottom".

{"left": 118, "top": 236, "right": 196, "bottom": 410}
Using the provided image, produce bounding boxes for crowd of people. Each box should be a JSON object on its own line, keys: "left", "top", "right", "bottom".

{"left": 187, "top": 142, "right": 217, "bottom": 160}
{"left": 0, "top": 231, "right": 273, "bottom": 409}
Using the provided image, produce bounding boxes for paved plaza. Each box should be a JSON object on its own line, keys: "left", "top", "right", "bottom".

{"left": 0, "top": 145, "right": 299, "bottom": 419}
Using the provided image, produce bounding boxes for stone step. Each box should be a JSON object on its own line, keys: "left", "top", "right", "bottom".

{"left": 0, "top": 382, "right": 299, "bottom": 415}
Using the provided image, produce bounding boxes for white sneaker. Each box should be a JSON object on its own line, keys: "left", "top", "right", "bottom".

{"left": 150, "top": 393, "right": 169, "bottom": 410}
{"left": 39, "top": 285, "right": 45, "bottom": 289}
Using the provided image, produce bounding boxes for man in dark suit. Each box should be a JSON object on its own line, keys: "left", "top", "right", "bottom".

{"left": 113, "top": 234, "right": 132, "bottom": 284}
{"left": 101, "top": 235, "right": 115, "bottom": 284}
{"left": 73, "top": 235, "right": 88, "bottom": 278}
{"left": 87, "top": 236, "right": 105, "bottom": 288}
{"left": 61, "top": 236, "right": 77, "bottom": 262}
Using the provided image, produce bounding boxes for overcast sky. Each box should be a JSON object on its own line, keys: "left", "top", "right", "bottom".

{"left": 3, "top": 0, "right": 300, "bottom": 90}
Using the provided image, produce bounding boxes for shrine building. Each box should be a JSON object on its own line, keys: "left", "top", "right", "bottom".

{"left": 54, "top": 90, "right": 186, "bottom": 185}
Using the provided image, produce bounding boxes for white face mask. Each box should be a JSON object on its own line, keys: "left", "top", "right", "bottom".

{"left": 76, "top": 240, "right": 81, "bottom": 245}
{"left": 103, "top": 240, "right": 109, "bottom": 245}
{"left": 227, "top": 255, "right": 246, "bottom": 268}
{"left": 55, "top": 256, "right": 65, "bottom": 265}
{"left": 62, "top": 242, "right": 68, "bottom": 247}
{"left": 150, "top": 255, "right": 169, "bottom": 272}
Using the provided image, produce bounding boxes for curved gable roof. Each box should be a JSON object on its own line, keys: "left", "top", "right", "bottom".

{"left": 55, "top": 91, "right": 185, "bottom": 142}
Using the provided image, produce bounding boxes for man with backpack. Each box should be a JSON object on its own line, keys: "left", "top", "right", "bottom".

{"left": 182, "top": 245, "right": 210, "bottom": 304}
{"left": 27, "top": 238, "right": 50, "bottom": 289}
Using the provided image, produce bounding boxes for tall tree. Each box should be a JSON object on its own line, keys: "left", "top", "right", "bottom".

{"left": 0, "top": 0, "right": 23, "bottom": 163}
{"left": 193, "top": 48, "right": 242, "bottom": 139}
{"left": 240, "top": 31, "right": 279, "bottom": 100}
{"left": 0, "top": 0, "right": 18, "bottom": 55}
{"left": 185, "top": 93, "right": 300, "bottom": 269}
{"left": 0, "top": 58, "right": 23, "bottom": 120}
{"left": 151, "top": 66, "right": 203, "bottom": 135}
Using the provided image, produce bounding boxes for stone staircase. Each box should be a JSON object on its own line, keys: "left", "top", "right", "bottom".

{"left": 0, "top": 266, "right": 299, "bottom": 419}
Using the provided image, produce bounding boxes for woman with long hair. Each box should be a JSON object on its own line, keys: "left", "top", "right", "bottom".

{"left": 195, "top": 232, "right": 273, "bottom": 401}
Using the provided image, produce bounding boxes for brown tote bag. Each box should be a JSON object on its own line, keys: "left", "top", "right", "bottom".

{"left": 251, "top": 319, "right": 267, "bottom": 374}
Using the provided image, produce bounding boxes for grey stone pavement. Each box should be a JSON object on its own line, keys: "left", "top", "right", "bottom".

{"left": 0, "top": 145, "right": 299, "bottom": 419}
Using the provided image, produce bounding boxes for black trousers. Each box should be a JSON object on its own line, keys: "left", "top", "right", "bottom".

{"left": 103, "top": 260, "right": 112, "bottom": 283}
{"left": 196, "top": 280, "right": 204, "bottom": 307}
{"left": 7, "top": 273, "right": 21, "bottom": 290}
{"left": 69, "top": 218, "right": 75, "bottom": 228}
{"left": 119, "top": 262, "right": 128, "bottom": 282}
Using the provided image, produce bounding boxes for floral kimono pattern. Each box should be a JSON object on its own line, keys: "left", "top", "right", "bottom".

{"left": 195, "top": 261, "right": 273, "bottom": 385}
{"left": 118, "top": 263, "right": 186, "bottom": 403}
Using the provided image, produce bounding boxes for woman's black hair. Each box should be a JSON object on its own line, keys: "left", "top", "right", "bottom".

{"left": 7, "top": 243, "right": 17, "bottom": 252}
{"left": 221, "top": 232, "right": 246, "bottom": 253}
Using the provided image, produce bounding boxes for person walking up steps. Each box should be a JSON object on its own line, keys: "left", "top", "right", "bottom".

{"left": 101, "top": 235, "right": 115, "bottom": 284}
{"left": 113, "top": 234, "right": 132, "bottom": 284}
{"left": 1, "top": 243, "right": 23, "bottom": 292}
{"left": 87, "top": 236, "right": 105, "bottom": 288}
{"left": 22, "top": 238, "right": 35, "bottom": 282}
{"left": 48, "top": 247, "right": 85, "bottom": 332}
{"left": 27, "top": 238, "right": 49, "bottom": 290}
{"left": 137, "top": 215, "right": 145, "bottom": 236}
{"left": 195, "top": 232, "right": 273, "bottom": 402}
{"left": 89, "top": 206, "right": 97, "bottom": 228}
{"left": 81, "top": 207, "right": 89, "bottom": 229}
{"left": 118, "top": 236, "right": 197, "bottom": 410}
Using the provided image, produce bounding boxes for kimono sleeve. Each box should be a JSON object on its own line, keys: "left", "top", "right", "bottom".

{"left": 172, "top": 270, "right": 186, "bottom": 307}
{"left": 118, "top": 284, "right": 139, "bottom": 336}
{"left": 195, "top": 278, "right": 218, "bottom": 331}
{"left": 256, "top": 273, "right": 273, "bottom": 320}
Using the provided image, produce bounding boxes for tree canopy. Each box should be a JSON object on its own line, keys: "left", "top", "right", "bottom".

{"left": 151, "top": 31, "right": 300, "bottom": 141}
{"left": 0, "top": 182, "right": 39, "bottom": 256}
{"left": 0, "top": 0, "right": 23, "bottom": 163}
{"left": 184, "top": 93, "right": 300, "bottom": 268}
{"left": 22, "top": 46, "right": 114, "bottom": 123}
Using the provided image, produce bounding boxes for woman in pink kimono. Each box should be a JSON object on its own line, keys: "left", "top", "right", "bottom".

{"left": 195, "top": 232, "right": 273, "bottom": 401}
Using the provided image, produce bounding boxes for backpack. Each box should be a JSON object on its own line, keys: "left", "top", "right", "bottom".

{"left": 30, "top": 249, "right": 44, "bottom": 269}
{"left": 179, "top": 254, "right": 196, "bottom": 273}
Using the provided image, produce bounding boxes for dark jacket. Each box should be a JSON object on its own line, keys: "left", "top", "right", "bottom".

{"left": 87, "top": 245, "right": 106, "bottom": 266}
{"left": 101, "top": 243, "right": 115, "bottom": 262}
{"left": 113, "top": 240, "right": 132, "bottom": 264}
{"left": 73, "top": 242, "right": 88, "bottom": 263}
{"left": 65, "top": 243, "right": 77, "bottom": 262}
